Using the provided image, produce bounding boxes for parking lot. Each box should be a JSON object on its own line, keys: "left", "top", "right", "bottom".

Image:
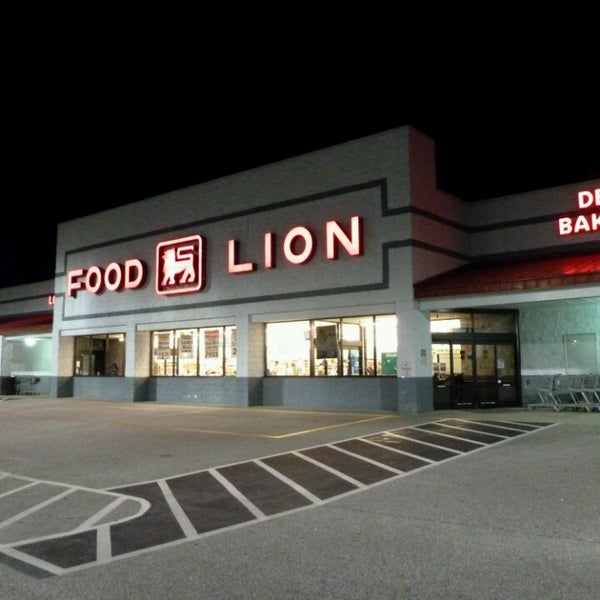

{"left": 1, "top": 397, "right": 599, "bottom": 599}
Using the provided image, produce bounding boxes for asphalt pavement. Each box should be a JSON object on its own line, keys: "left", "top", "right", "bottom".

{"left": 0, "top": 396, "right": 599, "bottom": 599}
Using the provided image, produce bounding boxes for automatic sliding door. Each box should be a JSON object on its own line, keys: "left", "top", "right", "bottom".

{"left": 453, "top": 344, "right": 474, "bottom": 408}
{"left": 432, "top": 342, "right": 474, "bottom": 409}
{"left": 432, "top": 343, "right": 452, "bottom": 409}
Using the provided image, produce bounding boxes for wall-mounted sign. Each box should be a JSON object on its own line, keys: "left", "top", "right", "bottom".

{"left": 156, "top": 235, "right": 205, "bottom": 296}
{"left": 227, "top": 216, "right": 363, "bottom": 274}
{"left": 67, "top": 259, "right": 146, "bottom": 298}
{"left": 66, "top": 216, "right": 364, "bottom": 298}
{"left": 558, "top": 188, "right": 600, "bottom": 236}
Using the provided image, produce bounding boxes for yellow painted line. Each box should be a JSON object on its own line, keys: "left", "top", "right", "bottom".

{"left": 0, "top": 408, "right": 397, "bottom": 440}
{"left": 5, "top": 413, "right": 278, "bottom": 439}
{"left": 268, "top": 414, "right": 397, "bottom": 439}
{"left": 76, "top": 414, "right": 396, "bottom": 439}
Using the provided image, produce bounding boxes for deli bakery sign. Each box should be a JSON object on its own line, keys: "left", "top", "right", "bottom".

{"left": 558, "top": 188, "right": 600, "bottom": 236}
{"left": 66, "top": 216, "right": 363, "bottom": 298}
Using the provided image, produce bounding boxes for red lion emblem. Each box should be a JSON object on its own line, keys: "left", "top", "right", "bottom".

{"left": 161, "top": 245, "right": 196, "bottom": 285}
{"left": 156, "top": 235, "right": 204, "bottom": 295}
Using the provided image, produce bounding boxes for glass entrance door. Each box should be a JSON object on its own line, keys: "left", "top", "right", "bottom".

{"left": 475, "top": 344, "right": 497, "bottom": 407}
{"left": 432, "top": 342, "right": 452, "bottom": 409}
{"left": 432, "top": 342, "right": 474, "bottom": 409}
{"left": 432, "top": 340, "right": 518, "bottom": 409}
{"left": 496, "top": 344, "right": 517, "bottom": 406}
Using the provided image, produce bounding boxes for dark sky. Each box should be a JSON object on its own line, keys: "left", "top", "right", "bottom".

{"left": 3, "top": 6, "right": 600, "bottom": 287}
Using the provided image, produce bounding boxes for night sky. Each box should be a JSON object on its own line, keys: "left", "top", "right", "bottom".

{"left": 3, "top": 6, "right": 600, "bottom": 287}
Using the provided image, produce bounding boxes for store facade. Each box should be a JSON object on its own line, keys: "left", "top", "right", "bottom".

{"left": 2, "top": 126, "right": 600, "bottom": 413}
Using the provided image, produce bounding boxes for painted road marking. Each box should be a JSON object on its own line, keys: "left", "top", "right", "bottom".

{"left": 0, "top": 418, "right": 555, "bottom": 578}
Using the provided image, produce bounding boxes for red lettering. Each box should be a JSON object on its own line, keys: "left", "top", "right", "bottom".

{"left": 104, "top": 262, "right": 122, "bottom": 291}
{"left": 67, "top": 260, "right": 146, "bottom": 297}
{"left": 86, "top": 266, "right": 103, "bottom": 294}
{"left": 124, "top": 259, "right": 144, "bottom": 289}
{"left": 578, "top": 188, "right": 600, "bottom": 209}
{"left": 558, "top": 213, "right": 600, "bottom": 236}
{"left": 264, "top": 232, "right": 276, "bottom": 269}
{"left": 227, "top": 240, "right": 256, "bottom": 274}
{"left": 575, "top": 215, "right": 592, "bottom": 233}
{"left": 67, "top": 268, "right": 85, "bottom": 298}
{"left": 558, "top": 217, "right": 573, "bottom": 235}
{"left": 228, "top": 217, "right": 364, "bottom": 273}
{"left": 283, "top": 226, "right": 314, "bottom": 264}
{"left": 326, "top": 216, "right": 362, "bottom": 259}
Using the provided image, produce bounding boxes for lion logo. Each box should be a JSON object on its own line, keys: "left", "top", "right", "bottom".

{"left": 161, "top": 246, "right": 195, "bottom": 286}
{"left": 156, "top": 235, "right": 204, "bottom": 295}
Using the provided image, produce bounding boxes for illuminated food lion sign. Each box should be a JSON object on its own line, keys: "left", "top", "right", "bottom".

{"left": 558, "top": 189, "right": 600, "bottom": 235}
{"left": 66, "top": 216, "right": 363, "bottom": 297}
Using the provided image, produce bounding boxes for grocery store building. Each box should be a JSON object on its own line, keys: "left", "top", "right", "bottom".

{"left": 2, "top": 126, "right": 600, "bottom": 413}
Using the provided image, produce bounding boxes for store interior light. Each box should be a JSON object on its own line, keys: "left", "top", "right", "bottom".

{"left": 430, "top": 319, "right": 461, "bottom": 333}
{"left": 24, "top": 337, "right": 37, "bottom": 347}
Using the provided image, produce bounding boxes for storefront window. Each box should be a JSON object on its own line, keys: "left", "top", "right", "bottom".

{"left": 430, "top": 312, "right": 472, "bottom": 333}
{"left": 266, "top": 321, "right": 311, "bottom": 376}
{"left": 266, "top": 315, "right": 397, "bottom": 377}
{"left": 176, "top": 329, "right": 197, "bottom": 376}
{"left": 224, "top": 326, "right": 237, "bottom": 376}
{"left": 74, "top": 333, "right": 125, "bottom": 376}
{"left": 314, "top": 320, "right": 339, "bottom": 376}
{"left": 151, "top": 326, "right": 236, "bottom": 377}
{"left": 200, "top": 328, "right": 223, "bottom": 375}
{"left": 375, "top": 315, "right": 398, "bottom": 376}
{"left": 431, "top": 311, "right": 517, "bottom": 334}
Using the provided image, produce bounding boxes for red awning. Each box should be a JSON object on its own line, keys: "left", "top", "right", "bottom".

{"left": 414, "top": 253, "right": 600, "bottom": 299}
{"left": 0, "top": 314, "right": 53, "bottom": 336}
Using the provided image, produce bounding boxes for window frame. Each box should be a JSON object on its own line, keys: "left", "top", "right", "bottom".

{"left": 265, "top": 315, "right": 397, "bottom": 377}
{"left": 73, "top": 333, "right": 126, "bottom": 377}
{"left": 151, "top": 326, "right": 237, "bottom": 377}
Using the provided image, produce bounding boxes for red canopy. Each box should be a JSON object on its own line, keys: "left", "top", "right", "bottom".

{"left": 414, "top": 253, "right": 600, "bottom": 298}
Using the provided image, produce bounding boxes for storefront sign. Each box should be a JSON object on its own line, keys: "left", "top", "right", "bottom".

{"left": 66, "top": 216, "right": 364, "bottom": 298}
{"left": 67, "top": 259, "right": 146, "bottom": 297}
{"left": 558, "top": 188, "right": 600, "bottom": 235}
{"left": 227, "top": 217, "right": 363, "bottom": 274}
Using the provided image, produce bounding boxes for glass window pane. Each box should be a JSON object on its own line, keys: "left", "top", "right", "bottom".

{"left": 430, "top": 312, "right": 472, "bottom": 333}
{"left": 473, "top": 312, "right": 516, "bottom": 333}
{"left": 152, "top": 331, "right": 174, "bottom": 376}
{"left": 432, "top": 342, "right": 451, "bottom": 383}
{"left": 266, "top": 321, "right": 310, "bottom": 376}
{"left": 105, "top": 333, "right": 125, "bottom": 376}
{"left": 224, "top": 326, "right": 237, "bottom": 376}
{"left": 496, "top": 344, "right": 515, "bottom": 383}
{"left": 74, "top": 336, "right": 91, "bottom": 375}
{"left": 89, "top": 335, "right": 107, "bottom": 376}
{"left": 200, "top": 328, "right": 223, "bottom": 375}
{"left": 74, "top": 334, "right": 125, "bottom": 376}
{"left": 363, "top": 317, "right": 375, "bottom": 376}
{"left": 176, "top": 329, "right": 198, "bottom": 376}
{"left": 376, "top": 315, "right": 397, "bottom": 375}
{"left": 314, "top": 320, "right": 339, "bottom": 376}
{"left": 266, "top": 315, "right": 397, "bottom": 378}
{"left": 341, "top": 317, "right": 369, "bottom": 376}
{"left": 457, "top": 344, "right": 474, "bottom": 382}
